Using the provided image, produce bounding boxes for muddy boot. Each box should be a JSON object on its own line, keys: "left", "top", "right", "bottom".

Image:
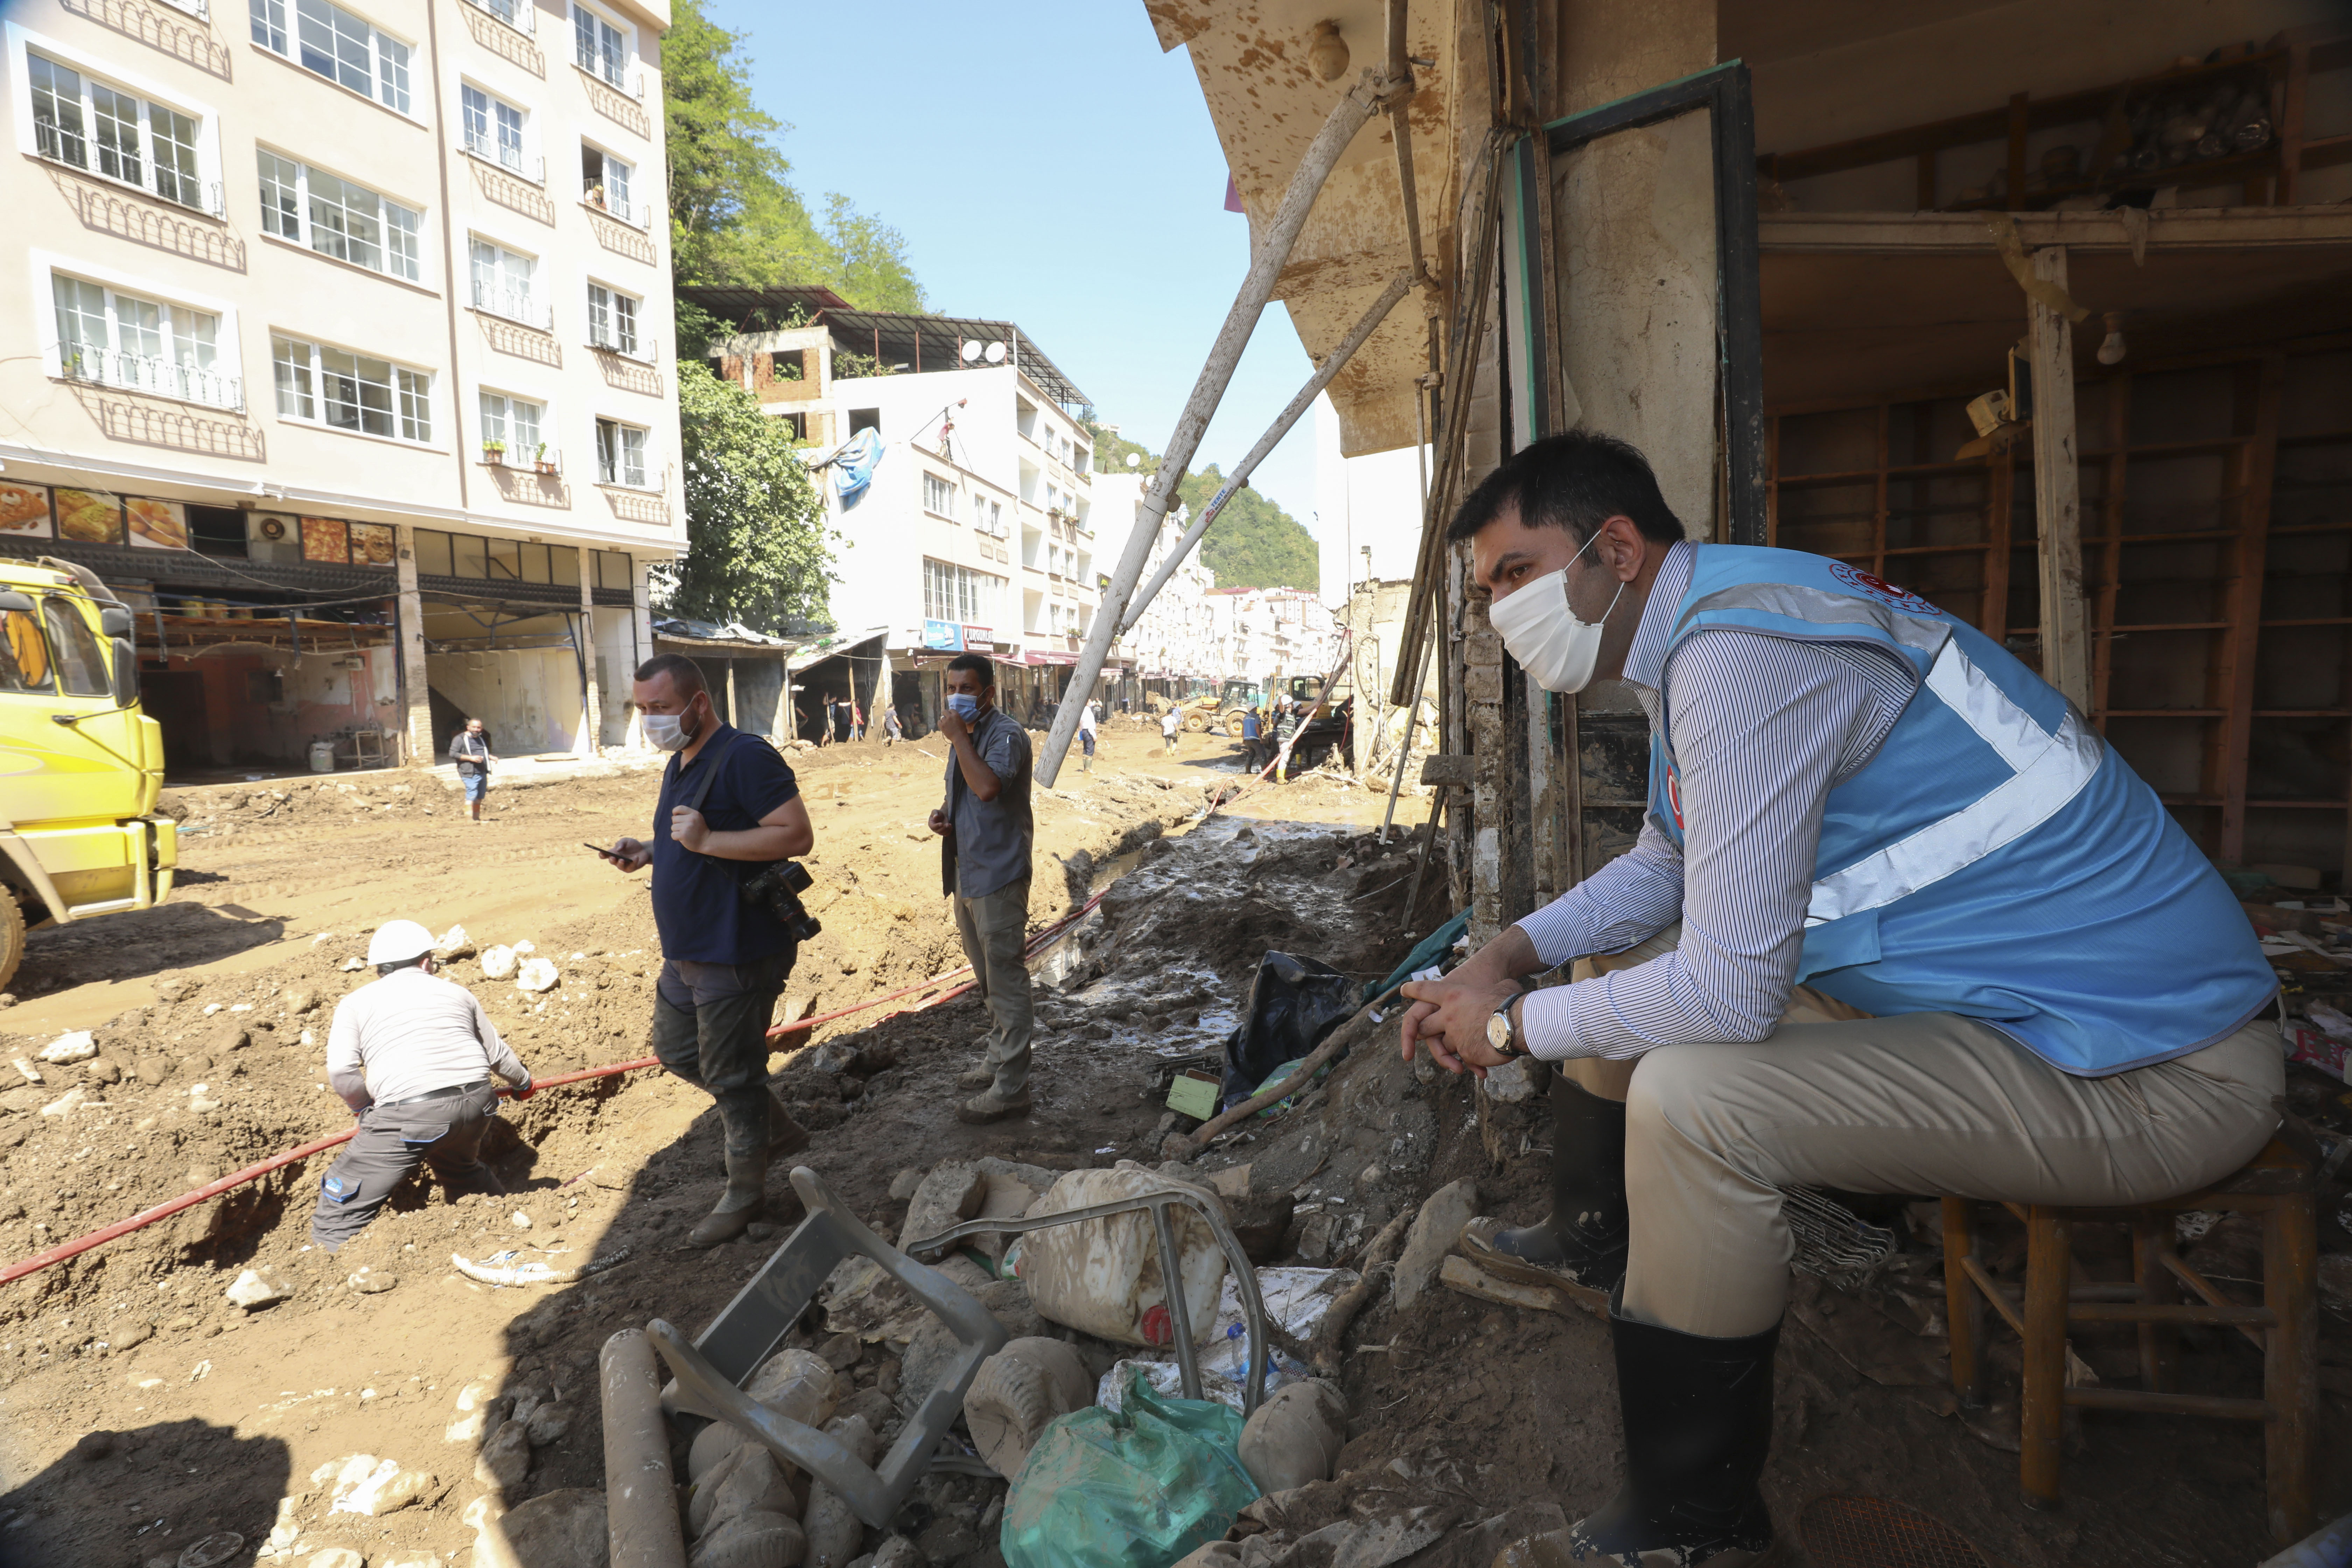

{"left": 689, "top": 1143, "right": 770, "bottom": 1248}
{"left": 956, "top": 1066, "right": 995, "bottom": 1091}
{"left": 1457, "top": 1074, "right": 1626, "bottom": 1293}
{"left": 766, "top": 1088, "right": 810, "bottom": 1159}
{"left": 957, "top": 1086, "right": 1032, "bottom": 1124}
{"left": 1554, "top": 1300, "right": 1780, "bottom": 1566}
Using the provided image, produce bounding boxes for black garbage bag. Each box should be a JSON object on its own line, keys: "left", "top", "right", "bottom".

{"left": 1217, "top": 951, "right": 1359, "bottom": 1112}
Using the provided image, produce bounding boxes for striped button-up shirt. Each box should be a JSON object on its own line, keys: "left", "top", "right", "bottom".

{"left": 1517, "top": 541, "right": 1916, "bottom": 1062}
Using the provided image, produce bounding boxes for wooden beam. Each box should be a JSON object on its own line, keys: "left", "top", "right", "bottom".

{"left": 2219, "top": 357, "right": 2284, "bottom": 864}
{"left": 1757, "top": 207, "right": 2352, "bottom": 254}
{"left": 2028, "top": 246, "right": 2091, "bottom": 709}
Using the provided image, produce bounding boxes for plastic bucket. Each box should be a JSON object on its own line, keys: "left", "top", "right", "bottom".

{"left": 308, "top": 741, "right": 336, "bottom": 773}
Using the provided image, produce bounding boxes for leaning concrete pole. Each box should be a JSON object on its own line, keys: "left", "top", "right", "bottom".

{"left": 1036, "top": 66, "right": 1403, "bottom": 786}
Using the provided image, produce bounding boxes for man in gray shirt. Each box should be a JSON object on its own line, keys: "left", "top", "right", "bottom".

{"left": 927, "top": 652, "right": 1035, "bottom": 1122}
{"left": 309, "top": 919, "right": 534, "bottom": 1251}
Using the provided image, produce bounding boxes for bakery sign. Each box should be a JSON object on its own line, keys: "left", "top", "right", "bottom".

{"left": 0, "top": 482, "right": 396, "bottom": 567}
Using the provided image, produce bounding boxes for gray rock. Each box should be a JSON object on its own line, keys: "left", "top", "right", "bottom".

{"left": 474, "top": 1417, "right": 532, "bottom": 1492}
{"left": 871, "top": 1538, "right": 923, "bottom": 1568}
{"left": 524, "top": 1400, "right": 572, "bottom": 1446}
{"left": 888, "top": 1167, "right": 925, "bottom": 1201}
{"left": 915, "top": 1518, "right": 980, "bottom": 1565}
{"left": 1482, "top": 1059, "right": 1538, "bottom": 1104}
{"left": 1393, "top": 1177, "right": 1478, "bottom": 1313}
{"left": 898, "top": 1162, "right": 988, "bottom": 1260}
{"left": 498, "top": 1486, "right": 608, "bottom": 1568}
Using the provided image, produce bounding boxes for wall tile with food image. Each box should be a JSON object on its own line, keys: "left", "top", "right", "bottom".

{"left": 300, "top": 516, "right": 349, "bottom": 563}
{"left": 53, "top": 489, "right": 125, "bottom": 544}
{"left": 127, "top": 497, "right": 189, "bottom": 550}
{"left": 0, "top": 484, "right": 52, "bottom": 538}
{"left": 349, "top": 522, "right": 396, "bottom": 566}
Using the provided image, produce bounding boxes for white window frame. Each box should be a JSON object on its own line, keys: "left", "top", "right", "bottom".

{"left": 269, "top": 330, "right": 433, "bottom": 446}
{"left": 463, "top": 0, "right": 533, "bottom": 37}
{"left": 477, "top": 387, "right": 551, "bottom": 466}
{"left": 468, "top": 233, "right": 548, "bottom": 330}
{"left": 594, "top": 415, "right": 650, "bottom": 489}
{"left": 34, "top": 250, "right": 242, "bottom": 412}
{"left": 247, "top": 0, "right": 415, "bottom": 118}
{"left": 7, "top": 24, "right": 224, "bottom": 217}
{"left": 922, "top": 470, "right": 956, "bottom": 520}
{"left": 255, "top": 147, "right": 422, "bottom": 281}
{"left": 457, "top": 79, "right": 539, "bottom": 183}
{"left": 568, "top": 0, "right": 638, "bottom": 98}
{"left": 579, "top": 138, "right": 650, "bottom": 230}
{"left": 585, "top": 278, "right": 648, "bottom": 360}
{"left": 922, "top": 559, "right": 1003, "bottom": 628}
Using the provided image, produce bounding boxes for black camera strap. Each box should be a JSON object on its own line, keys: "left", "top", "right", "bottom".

{"left": 666, "top": 728, "right": 738, "bottom": 827}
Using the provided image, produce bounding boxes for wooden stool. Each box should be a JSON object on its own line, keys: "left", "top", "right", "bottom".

{"left": 1940, "top": 1138, "right": 2319, "bottom": 1546}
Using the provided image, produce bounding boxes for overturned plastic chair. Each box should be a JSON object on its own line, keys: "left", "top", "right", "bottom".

{"left": 648, "top": 1166, "right": 1010, "bottom": 1530}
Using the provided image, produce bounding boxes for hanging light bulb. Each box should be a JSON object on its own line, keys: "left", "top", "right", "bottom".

{"left": 1309, "top": 20, "right": 1349, "bottom": 82}
{"left": 2096, "top": 311, "right": 2128, "bottom": 366}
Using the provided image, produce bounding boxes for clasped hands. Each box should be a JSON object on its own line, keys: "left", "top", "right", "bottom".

{"left": 1397, "top": 967, "right": 1526, "bottom": 1079}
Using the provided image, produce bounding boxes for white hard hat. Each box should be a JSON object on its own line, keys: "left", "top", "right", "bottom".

{"left": 367, "top": 920, "right": 436, "bottom": 967}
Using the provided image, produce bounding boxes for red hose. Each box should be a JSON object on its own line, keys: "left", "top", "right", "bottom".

{"left": 0, "top": 890, "right": 1107, "bottom": 1288}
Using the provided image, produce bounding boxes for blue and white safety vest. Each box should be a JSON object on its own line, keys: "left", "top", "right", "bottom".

{"left": 1646, "top": 545, "right": 2275, "bottom": 1077}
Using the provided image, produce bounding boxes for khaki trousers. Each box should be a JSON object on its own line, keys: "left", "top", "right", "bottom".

{"left": 953, "top": 876, "right": 1034, "bottom": 1096}
{"left": 1552, "top": 928, "right": 2282, "bottom": 1337}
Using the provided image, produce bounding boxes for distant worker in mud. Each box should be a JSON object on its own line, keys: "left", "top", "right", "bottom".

{"left": 882, "top": 705, "right": 903, "bottom": 745}
{"left": 1239, "top": 705, "right": 1263, "bottom": 773}
{"left": 1272, "top": 700, "right": 1300, "bottom": 783}
{"left": 1077, "top": 696, "right": 1099, "bottom": 773}
{"left": 309, "top": 919, "right": 533, "bottom": 1252}
{"left": 1397, "top": 431, "right": 2281, "bottom": 1568}
{"left": 1160, "top": 705, "right": 1181, "bottom": 756}
{"left": 451, "top": 717, "right": 493, "bottom": 822}
{"left": 598, "top": 653, "right": 816, "bottom": 1247}
{"left": 927, "top": 651, "right": 1036, "bottom": 1124}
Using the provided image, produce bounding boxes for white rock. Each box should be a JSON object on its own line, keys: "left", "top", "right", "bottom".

{"left": 300, "top": 1028, "right": 317, "bottom": 1048}
{"left": 227, "top": 1267, "right": 295, "bottom": 1309}
{"left": 37, "top": 1031, "right": 96, "bottom": 1064}
{"left": 38, "top": 1087, "right": 84, "bottom": 1117}
{"left": 1393, "top": 1177, "right": 1479, "bottom": 1314}
{"left": 511, "top": 1211, "right": 532, "bottom": 1229}
{"left": 9, "top": 1057, "right": 42, "bottom": 1084}
{"left": 515, "top": 957, "right": 559, "bottom": 993}
{"left": 302, "top": 1550, "right": 364, "bottom": 1568}
{"left": 432, "top": 924, "right": 475, "bottom": 960}
{"left": 480, "top": 945, "right": 519, "bottom": 981}
{"left": 444, "top": 1409, "right": 488, "bottom": 1445}
{"left": 317, "top": 1453, "right": 436, "bottom": 1516}
{"left": 378, "top": 1553, "right": 445, "bottom": 1568}
{"left": 1482, "top": 1058, "right": 1538, "bottom": 1104}
{"left": 512, "top": 939, "right": 536, "bottom": 955}
{"left": 346, "top": 1267, "right": 396, "bottom": 1295}
{"left": 201, "top": 1003, "right": 224, "bottom": 1016}
{"left": 340, "top": 958, "right": 365, "bottom": 972}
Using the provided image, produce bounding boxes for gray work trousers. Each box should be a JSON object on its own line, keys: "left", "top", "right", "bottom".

{"left": 953, "top": 876, "right": 1033, "bottom": 1096}
{"left": 651, "top": 952, "right": 789, "bottom": 1156}
{"left": 310, "top": 1082, "right": 502, "bottom": 1252}
{"left": 1551, "top": 928, "right": 2283, "bottom": 1338}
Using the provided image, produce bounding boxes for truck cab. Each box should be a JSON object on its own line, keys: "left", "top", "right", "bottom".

{"left": 0, "top": 558, "right": 176, "bottom": 990}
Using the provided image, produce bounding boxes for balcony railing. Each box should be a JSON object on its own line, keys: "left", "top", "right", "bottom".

{"left": 461, "top": 140, "right": 545, "bottom": 185}
{"left": 588, "top": 328, "right": 659, "bottom": 363}
{"left": 472, "top": 280, "right": 552, "bottom": 330}
{"left": 581, "top": 183, "right": 653, "bottom": 230}
{"left": 57, "top": 343, "right": 244, "bottom": 412}
{"left": 33, "top": 139, "right": 223, "bottom": 218}
{"left": 574, "top": 52, "right": 644, "bottom": 100}
{"left": 467, "top": 0, "right": 533, "bottom": 33}
{"left": 153, "top": 0, "right": 209, "bottom": 17}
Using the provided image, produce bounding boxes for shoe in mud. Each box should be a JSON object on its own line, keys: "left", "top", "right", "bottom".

{"left": 1457, "top": 1214, "right": 1625, "bottom": 1298}
{"left": 957, "top": 1066, "right": 995, "bottom": 1091}
{"left": 957, "top": 1087, "right": 1032, "bottom": 1124}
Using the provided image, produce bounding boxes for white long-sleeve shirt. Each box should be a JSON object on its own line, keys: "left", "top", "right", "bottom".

{"left": 1515, "top": 541, "right": 1915, "bottom": 1062}
{"left": 324, "top": 965, "right": 530, "bottom": 1111}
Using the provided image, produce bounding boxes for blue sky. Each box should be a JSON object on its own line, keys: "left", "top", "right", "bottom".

{"left": 699, "top": 0, "right": 1329, "bottom": 540}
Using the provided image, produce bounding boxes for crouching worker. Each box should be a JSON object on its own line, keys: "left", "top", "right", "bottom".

{"left": 310, "top": 919, "right": 534, "bottom": 1252}
{"left": 1400, "top": 432, "right": 2281, "bottom": 1568}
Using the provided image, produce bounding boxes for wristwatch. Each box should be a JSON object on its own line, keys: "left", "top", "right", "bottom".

{"left": 1485, "top": 990, "right": 1526, "bottom": 1057}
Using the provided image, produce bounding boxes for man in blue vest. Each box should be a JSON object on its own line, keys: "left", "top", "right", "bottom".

{"left": 1398, "top": 431, "right": 2280, "bottom": 1568}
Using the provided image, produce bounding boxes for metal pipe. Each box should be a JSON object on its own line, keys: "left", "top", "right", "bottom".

{"left": 1119, "top": 270, "right": 1414, "bottom": 634}
{"left": 1035, "top": 66, "right": 1402, "bottom": 787}
{"left": 1385, "top": 0, "right": 1426, "bottom": 287}
{"left": 1378, "top": 618, "right": 1433, "bottom": 845}
{"left": 1151, "top": 1201, "right": 1204, "bottom": 1401}
{"left": 602, "top": 1328, "right": 689, "bottom": 1568}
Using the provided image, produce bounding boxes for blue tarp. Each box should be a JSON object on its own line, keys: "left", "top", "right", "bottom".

{"left": 832, "top": 428, "right": 883, "bottom": 507}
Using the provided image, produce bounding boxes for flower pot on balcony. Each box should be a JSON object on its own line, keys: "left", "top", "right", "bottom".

{"left": 483, "top": 445, "right": 506, "bottom": 464}
{"left": 534, "top": 461, "right": 557, "bottom": 476}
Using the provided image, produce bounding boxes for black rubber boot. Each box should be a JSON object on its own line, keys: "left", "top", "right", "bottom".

{"left": 1566, "top": 1297, "right": 1780, "bottom": 1566}
{"left": 689, "top": 1143, "right": 769, "bottom": 1248}
{"left": 1464, "top": 1074, "right": 1628, "bottom": 1289}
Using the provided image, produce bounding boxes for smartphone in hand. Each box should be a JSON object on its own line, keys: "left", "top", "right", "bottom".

{"left": 584, "top": 842, "right": 618, "bottom": 859}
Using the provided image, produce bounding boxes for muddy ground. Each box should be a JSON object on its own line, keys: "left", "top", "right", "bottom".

{"left": 0, "top": 715, "right": 2345, "bottom": 1568}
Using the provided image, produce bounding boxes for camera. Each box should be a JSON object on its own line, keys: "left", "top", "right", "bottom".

{"left": 740, "top": 859, "right": 823, "bottom": 942}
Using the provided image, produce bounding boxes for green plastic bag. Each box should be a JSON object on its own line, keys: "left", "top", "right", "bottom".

{"left": 1001, "top": 1367, "right": 1261, "bottom": 1568}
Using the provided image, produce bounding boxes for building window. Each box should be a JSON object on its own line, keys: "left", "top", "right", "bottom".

{"left": 923, "top": 559, "right": 1001, "bottom": 627}
{"left": 272, "top": 333, "right": 430, "bottom": 442}
{"left": 580, "top": 144, "right": 634, "bottom": 222}
{"left": 468, "top": 239, "right": 544, "bottom": 328}
{"left": 250, "top": 0, "right": 412, "bottom": 115}
{"left": 595, "top": 417, "right": 647, "bottom": 487}
{"left": 28, "top": 52, "right": 215, "bottom": 215}
{"left": 922, "top": 472, "right": 955, "bottom": 518}
{"left": 459, "top": 83, "right": 528, "bottom": 175}
{"left": 586, "top": 282, "right": 639, "bottom": 356}
{"left": 570, "top": 2, "right": 628, "bottom": 90}
{"left": 256, "top": 151, "right": 419, "bottom": 280}
{"left": 478, "top": 390, "right": 542, "bottom": 457}
{"left": 50, "top": 273, "right": 240, "bottom": 410}
{"left": 849, "top": 408, "right": 880, "bottom": 436}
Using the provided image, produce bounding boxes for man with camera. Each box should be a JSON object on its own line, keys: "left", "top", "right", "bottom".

{"left": 600, "top": 654, "right": 817, "bottom": 1247}
{"left": 927, "top": 652, "right": 1036, "bottom": 1124}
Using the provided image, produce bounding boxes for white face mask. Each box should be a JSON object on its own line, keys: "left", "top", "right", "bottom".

{"left": 643, "top": 702, "right": 701, "bottom": 752}
{"left": 1486, "top": 528, "right": 1624, "bottom": 694}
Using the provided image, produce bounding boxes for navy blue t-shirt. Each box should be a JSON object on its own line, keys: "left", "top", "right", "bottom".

{"left": 650, "top": 725, "right": 803, "bottom": 964}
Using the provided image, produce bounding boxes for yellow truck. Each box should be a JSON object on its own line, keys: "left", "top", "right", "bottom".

{"left": 0, "top": 557, "right": 175, "bottom": 991}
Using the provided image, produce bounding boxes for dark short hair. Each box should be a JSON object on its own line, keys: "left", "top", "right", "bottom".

{"left": 634, "top": 653, "right": 706, "bottom": 697}
{"left": 944, "top": 652, "right": 994, "bottom": 688}
{"left": 1446, "top": 429, "right": 1685, "bottom": 548}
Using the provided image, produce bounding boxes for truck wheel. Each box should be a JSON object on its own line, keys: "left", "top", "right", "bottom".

{"left": 1225, "top": 712, "right": 1246, "bottom": 737}
{"left": 0, "top": 895, "right": 23, "bottom": 997}
{"left": 1184, "top": 714, "right": 1207, "bottom": 732}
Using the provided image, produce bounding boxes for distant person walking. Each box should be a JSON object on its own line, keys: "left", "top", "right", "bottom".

{"left": 1240, "top": 706, "right": 1264, "bottom": 773}
{"left": 832, "top": 697, "right": 852, "bottom": 745}
{"left": 1077, "top": 698, "right": 1099, "bottom": 773}
{"left": 927, "top": 652, "right": 1035, "bottom": 1123}
{"left": 883, "top": 706, "right": 903, "bottom": 746}
{"left": 1274, "top": 700, "right": 1301, "bottom": 783}
{"left": 1161, "top": 706, "right": 1181, "bottom": 756}
{"left": 848, "top": 700, "right": 865, "bottom": 742}
{"left": 451, "top": 718, "right": 494, "bottom": 822}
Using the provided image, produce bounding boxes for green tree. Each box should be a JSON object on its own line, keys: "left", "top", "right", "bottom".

{"left": 657, "top": 367, "right": 835, "bottom": 633}
{"left": 662, "top": 0, "right": 925, "bottom": 311}
{"left": 1183, "top": 465, "right": 1319, "bottom": 591}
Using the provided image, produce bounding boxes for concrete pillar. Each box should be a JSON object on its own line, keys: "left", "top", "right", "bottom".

{"left": 576, "top": 546, "right": 600, "bottom": 758}
{"left": 625, "top": 553, "right": 653, "bottom": 750}
{"left": 394, "top": 524, "right": 433, "bottom": 768}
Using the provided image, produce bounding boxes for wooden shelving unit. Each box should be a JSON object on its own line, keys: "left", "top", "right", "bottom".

{"left": 1768, "top": 343, "right": 2352, "bottom": 883}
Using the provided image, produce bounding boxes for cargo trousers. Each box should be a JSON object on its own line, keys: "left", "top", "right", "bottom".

{"left": 651, "top": 952, "right": 790, "bottom": 1157}
{"left": 1550, "top": 928, "right": 2283, "bottom": 1338}
{"left": 310, "top": 1081, "right": 503, "bottom": 1252}
{"left": 953, "top": 876, "right": 1033, "bottom": 1097}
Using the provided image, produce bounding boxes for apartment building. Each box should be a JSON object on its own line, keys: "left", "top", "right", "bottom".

{"left": 687, "top": 288, "right": 1116, "bottom": 729}
{"left": 1108, "top": 480, "right": 1224, "bottom": 685}
{"left": 0, "top": 0, "right": 681, "bottom": 771}
{"left": 1204, "top": 586, "right": 1340, "bottom": 689}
